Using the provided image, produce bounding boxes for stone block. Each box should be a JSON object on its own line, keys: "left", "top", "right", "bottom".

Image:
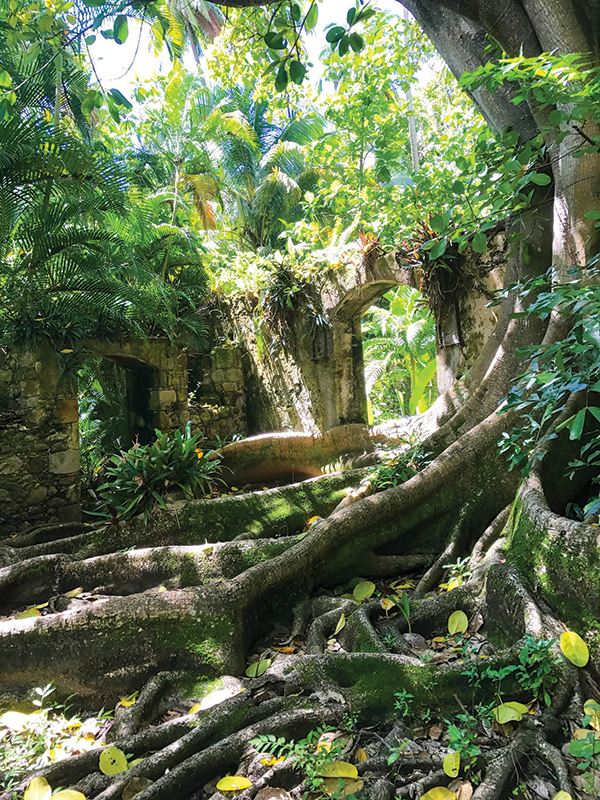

{"left": 54, "top": 397, "right": 79, "bottom": 423}
{"left": 49, "top": 449, "right": 80, "bottom": 474}
{"left": 149, "top": 389, "right": 176, "bottom": 411}
{"left": 212, "top": 369, "right": 224, "bottom": 384}
{"left": 0, "top": 456, "right": 23, "bottom": 475}
{"left": 213, "top": 347, "right": 239, "bottom": 369}
{"left": 0, "top": 370, "right": 12, "bottom": 382}
{"left": 27, "top": 457, "right": 48, "bottom": 474}
{"left": 222, "top": 382, "right": 236, "bottom": 393}
{"left": 226, "top": 368, "right": 243, "bottom": 383}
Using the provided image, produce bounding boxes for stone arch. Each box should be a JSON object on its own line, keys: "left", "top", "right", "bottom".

{"left": 318, "top": 254, "right": 416, "bottom": 429}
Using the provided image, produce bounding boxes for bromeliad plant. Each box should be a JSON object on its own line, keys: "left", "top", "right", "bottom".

{"left": 94, "top": 426, "right": 224, "bottom": 524}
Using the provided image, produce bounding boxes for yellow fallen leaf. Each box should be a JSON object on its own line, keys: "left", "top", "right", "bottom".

{"left": 24, "top": 777, "right": 52, "bottom": 800}
{"left": 421, "top": 788, "right": 456, "bottom": 800}
{"left": 317, "top": 762, "right": 358, "bottom": 779}
{"left": 60, "top": 349, "right": 74, "bottom": 354}
{"left": 216, "top": 776, "right": 252, "bottom": 791}
{"left": 158, "top": 585, "right": 167, "bottom": 592}
{"left": 64, "top": 587, "right": 83, "bottom": 598}
{"left": 99, "top": 746, "right": 128, "bottom": 775}
{"left": 561, "top": 630, "right": 589, "bottom": 667}
{"left": 308, "top": 516, "right": 322, "bottom": 525}
{"left": 333, "top": 613, "right": 346, "bottom": 636}
{"left": 448, "top": 610, "right": 468, "bottom": 635}
{"left": 273, "top": 646, "right": 295, "bottom": 654}
{"left": 17, "top": 608, "right": 41, "bottom": 619}
{"left": 380, "top": 597, "right": 395, "bottom": 611}
{"left": 321, "top": 778, "right": 363, "bottom": 797}
{"left": 188, "top": 703, "right": 201, "bottom": 715}
{"left": 356, "top": 748, "right": 367, "bottom": 762}
{"left": 119, "top": 692, "right": 138, "bottom": 707}
{"left": 444, "top": 751, "right": 460, "bottom": 778}
{"left": 553, "top": 793, "right": 572, "bottom": 800}
{"left": 433, "top": 636, "right": 446, "bottom": 643}
{"left": 52, "top": 792, "right": 86, "bottom": 800}
{"left": 492, "top": 702, "right": 529, "bottom": 724}
{"left": 353, "top": 581, "right": 376, "bottom": 603}
{"left": 584, "top": 700, "right": 600, "bottom": 731}
{"left": 260, "top": 756, "right": 285, "bottom": 766}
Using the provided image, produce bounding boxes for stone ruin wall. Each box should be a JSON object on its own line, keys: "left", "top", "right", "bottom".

{"left": 0, "top": 239, "right": 507, "bottom": 530}
{"left": 0, "top": 346, "right": 80, "bottom": 534}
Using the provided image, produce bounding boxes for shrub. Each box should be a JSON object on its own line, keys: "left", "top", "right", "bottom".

{"left": 95, "top": 425, "right": 224, "bottom": 524}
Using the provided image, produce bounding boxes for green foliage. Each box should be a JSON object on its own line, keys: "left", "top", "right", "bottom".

{"left": 0, "top": 685, "right": 84, "bottom": 790}
{"left": 257, "top": 256, "right": 329, "bottom": 356}
{"left": 369, "top": 438, "right": 427, "bottom": 492}
{"left": 363, "top": 286, "right": 437, "bottom": 421}
{"left": 250, "top": 727, "right": 341, "bottom": 793}
{"left": 94, "top": 426, "right": 224, "bottom": 524}
{"left": 498, "top": 266, "right": 600, "bottom": 476}
{"left": 516, "top": 633, "right": 560, "bottom": 706}
{"left": 445, "top": 712, "right": 481, "bottom": 763}
{"left": 393, "top": 688, "right": 415, "bottom": 720}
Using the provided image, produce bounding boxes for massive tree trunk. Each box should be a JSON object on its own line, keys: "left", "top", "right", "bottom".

{"left": 1, "top": 2, "right": 599, "bottom": 799}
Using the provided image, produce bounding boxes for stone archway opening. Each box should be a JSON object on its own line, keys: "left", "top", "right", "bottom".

{"left": 78, "top": 354, "right": 158, "bottom": 484}
{"left": 361, "top": 285, "right": 437, "bottom": 425}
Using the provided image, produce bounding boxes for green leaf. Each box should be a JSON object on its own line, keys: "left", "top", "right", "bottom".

{"left": 349, "top": 32, "right": 364, "bottom": 52}
{"left": 353, "top": 580, "right": 375, "bottom": 603}
{"left": 291, "top": 3, "right": 301, "bottom": 21}
{"left": 289, "top": 60, "right": 306, "bottom": 85}
{"left": 428, "top": 238, "right": 447, "bottom": 260}
{"left": 430, "top": 214, "right": 445, "bottom": 233}
{"left": 568, "top": 408, "right": 586, "bottom": 441}
{"left": 264, "top": 31, "right": 286, "bottom": 50}
{"left": 305, "top": 3, "right": 318, "bottom": 30}
{"left": 113, "top": 14, "right": 128, "bottom": 44}
{"left": 275, "top": 64, "right": 288, "bottom": 92}
{"left": 400, "top": 590, "right": 410, "bottom": 620}
{"left": 109, "top": 88, "right": 132, "bottom": 111}
{"left": 0, "top": 70, "right": 11, "bottom": 88}
{"left": 472, "top": 231, "right": 487, "bottom": 253}
{"left": 246, "top": 658, "right": 271, "bottom": 678}
{"left": 529, "top": 172, "right": 551, "bottom": 186}
{"left": 548, "top": 109, "right": 565, "bottom": 126}
{"left": 448, "top": 610, "right": 468, "bottom": 635}
{"left": 338, "top": 34, "right": 350, "bottom": 56}
{"left": 584, "top": 210, "right": 600, "bottom": 219}
{"left": 347, "top": 7, "right": 356, "bottom": 25}
{"left": 326, "top": 26, "right": 345, "bottom": 44}
{"left": 451, "top": 180, "right": 465, "bottom": 194}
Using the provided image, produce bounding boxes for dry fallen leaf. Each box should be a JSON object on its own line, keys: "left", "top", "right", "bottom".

{"left": 429, "top": 725, "right": 443, "bottom": 740}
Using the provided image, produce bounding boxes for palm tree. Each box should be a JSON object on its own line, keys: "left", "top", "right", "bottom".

{"left": 217, "top": 86, "right": 325, "bottom": 250}
{"left": 362, "top": 285, "right": 437, "bottom": 420}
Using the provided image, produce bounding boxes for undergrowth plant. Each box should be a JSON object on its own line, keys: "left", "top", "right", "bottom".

{"left": 251, "top": 727, "right": 342, "bottom": 793}
{"left": 94, "top": 425, "right": 224, "bottom": 524}
{"left": 0, "top": 685, "right": 100, "bottom": 790}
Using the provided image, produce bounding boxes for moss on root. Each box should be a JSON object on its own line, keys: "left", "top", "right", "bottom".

{"left": 507, "top": 497, "right": 600, "bottom": 633}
